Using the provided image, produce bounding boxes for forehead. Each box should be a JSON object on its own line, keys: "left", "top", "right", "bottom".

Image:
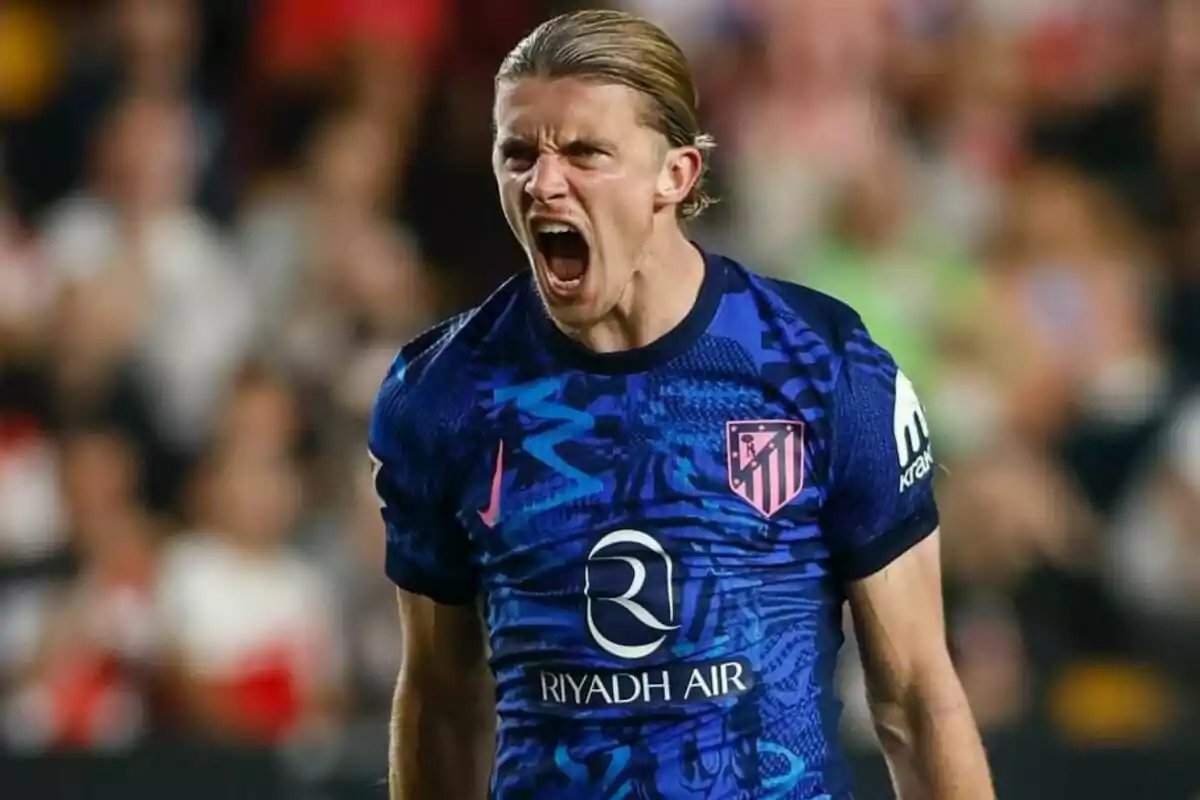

{"left": 494, "top": 77, "right": 651, "bottom": 141}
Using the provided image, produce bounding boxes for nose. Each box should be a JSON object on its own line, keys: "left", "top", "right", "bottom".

{"left": 524, "top": 155, "right": 569, "bottom": 204}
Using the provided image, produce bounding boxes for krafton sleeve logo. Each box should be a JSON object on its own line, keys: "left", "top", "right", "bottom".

{"left": 893, "top": 370, "right": 933, "bottom": 492}
{"left": 585, "top": 529, "right": 679, "bottom": 660}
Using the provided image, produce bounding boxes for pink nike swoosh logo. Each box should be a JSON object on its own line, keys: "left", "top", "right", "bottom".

{"left": 477, "top": 441, "right": 504, "bottom": 528}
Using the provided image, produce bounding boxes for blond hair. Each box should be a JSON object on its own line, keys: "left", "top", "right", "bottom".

{"left": 496, "top": 9, "right": 716, "bottom": 220}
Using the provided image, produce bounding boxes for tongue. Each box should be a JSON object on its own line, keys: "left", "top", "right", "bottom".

{"left": 543, "top": 233, "right": 588, "bottom": 282}
{"left": 548, "top": 255, "right": 586, "bottom": 282}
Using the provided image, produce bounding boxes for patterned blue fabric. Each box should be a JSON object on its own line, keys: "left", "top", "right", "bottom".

{"left": 368, "top": 250, "right": 939, "bottom": 799}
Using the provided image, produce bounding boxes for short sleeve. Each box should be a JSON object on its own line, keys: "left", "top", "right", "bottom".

{"left": 820, "top": 322, "right": 940, "bottom": 580}
{"left": 368, "top": 362, "right": 477, "bottom": 606}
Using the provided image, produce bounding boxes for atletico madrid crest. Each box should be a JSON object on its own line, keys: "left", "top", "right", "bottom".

{"left": 726, "top": 420, "right": 805, "bottom": 518}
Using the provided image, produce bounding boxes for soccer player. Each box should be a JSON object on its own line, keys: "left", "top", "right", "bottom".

{"left": 369, "top": 10, "right": 995, "bottom": 800}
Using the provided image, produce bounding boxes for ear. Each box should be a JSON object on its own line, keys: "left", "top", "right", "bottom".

{"left": 654, "top": 145, "right": 703, "bottom": 212}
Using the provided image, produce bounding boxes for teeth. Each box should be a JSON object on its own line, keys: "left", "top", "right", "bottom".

{"left": 534, "top": 221, "right": 576, "bottom": 234}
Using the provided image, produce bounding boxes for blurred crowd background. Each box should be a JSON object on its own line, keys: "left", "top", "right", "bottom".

{"left": 0, "top": 0, "right": 1196, "bottom": 797}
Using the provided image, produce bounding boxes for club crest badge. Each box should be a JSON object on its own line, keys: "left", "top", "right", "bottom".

{"left": 726, "top": 420, "right": 805, "bottom": 518}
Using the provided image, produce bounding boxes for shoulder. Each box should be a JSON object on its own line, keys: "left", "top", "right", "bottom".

{"left": 721, "top": 254, "right": 884, "bottom": 380}
{"left": 369, "top": 274, "right": 529, "bottom": 455}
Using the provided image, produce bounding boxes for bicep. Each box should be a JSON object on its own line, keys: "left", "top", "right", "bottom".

{"left": 846, "top": 529, "right": 953, "bottom": 701}
{"left": 397, "top": 588, "right": 488, "bottom": 679}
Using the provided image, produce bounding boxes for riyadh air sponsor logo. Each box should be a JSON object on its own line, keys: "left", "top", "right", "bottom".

{"left": 894, "top": 370, "right": 933, "bottom": 492}
{"left": 537, "top": 658, "right": 753, "bottom": 707}
{"left": 534, "top": 529, "right": 756, "bottom": 708}
{"left": 584, "top": 529, "right": 679, "bottom": 660}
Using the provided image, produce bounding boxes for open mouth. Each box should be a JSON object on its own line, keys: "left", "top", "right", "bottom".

{"left": 533, "top": 223, "right": 589, "bottom": 288}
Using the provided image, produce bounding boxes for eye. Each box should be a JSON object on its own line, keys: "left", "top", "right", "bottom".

{"left": 499, "top": 142, "right": 537, "bottom": 171}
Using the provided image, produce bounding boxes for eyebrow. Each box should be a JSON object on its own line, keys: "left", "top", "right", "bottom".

{"left": 561, "top": 138, "right": 615, "bottom": 154}
{"left": 495, "top": 135, "right": 617, "bottom": 154}
{"left": 495, "top": 136, "right": 534, "bottom": 151}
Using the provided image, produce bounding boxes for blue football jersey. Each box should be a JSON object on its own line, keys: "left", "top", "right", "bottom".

{"left": 368, "top": 250, "right": 939, "bottom": 800}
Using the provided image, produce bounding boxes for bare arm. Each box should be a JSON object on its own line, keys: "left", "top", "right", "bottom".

{"left": 846, "top": 530, "right": 995, "bottom": 800}
{"left": 390, "top": 588, "right": 495, "bottom": 800}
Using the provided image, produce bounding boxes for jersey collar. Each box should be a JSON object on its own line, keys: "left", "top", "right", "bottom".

{"left": 528, "top": 246, "right": 726, "bottom": 375}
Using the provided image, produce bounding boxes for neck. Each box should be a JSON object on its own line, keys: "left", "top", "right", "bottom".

{"left": 574, "top": 225, "right": 706, "bottom": 354}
